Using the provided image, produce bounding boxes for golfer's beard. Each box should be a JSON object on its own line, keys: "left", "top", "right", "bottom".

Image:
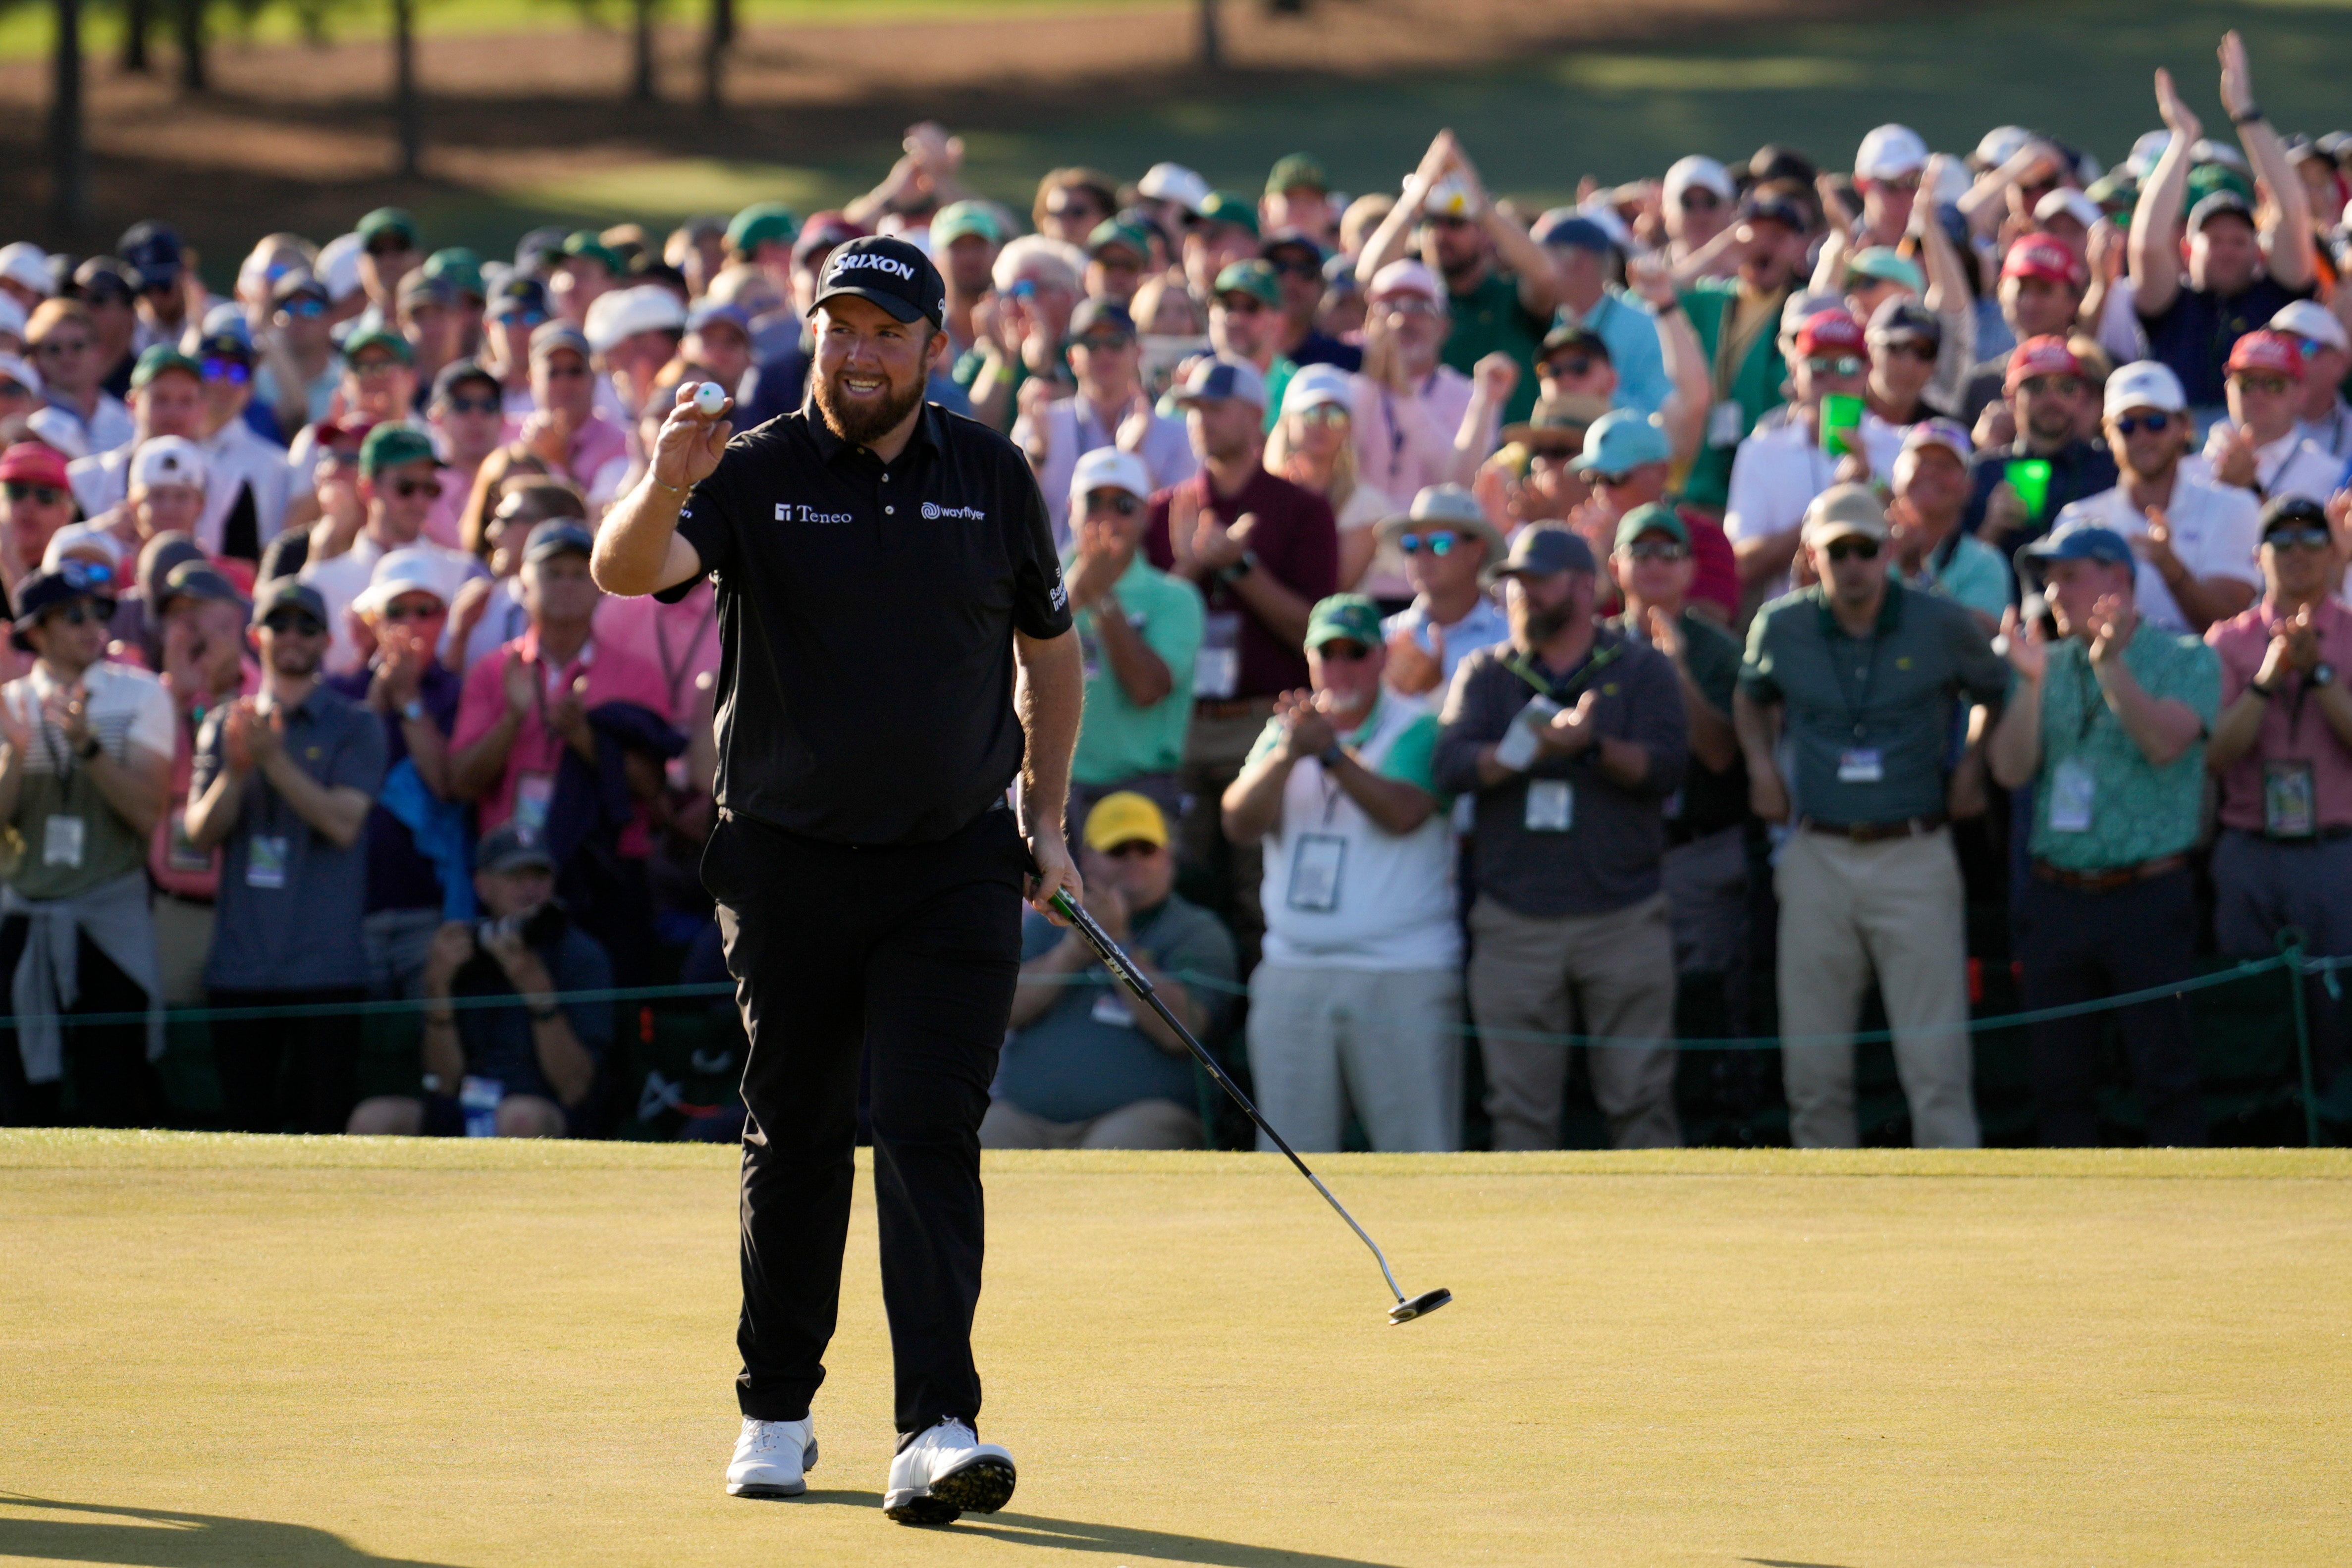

{"left": 813, "top": 366, "right": 926, "bottom": 448}
{"left": 1518, "top": 601, "right": 1577, "bottom": 646}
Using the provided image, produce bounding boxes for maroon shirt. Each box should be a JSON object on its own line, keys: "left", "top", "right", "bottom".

{"left": 1145, "top": 466, "right": 1339, "bottom": 700}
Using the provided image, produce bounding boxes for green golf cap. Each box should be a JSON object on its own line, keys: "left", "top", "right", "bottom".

{"left": 1266, "top": 153, "right": 1329, "bottom": 196}
{"left": 129, "top": 345, "right": 203, "bottom": 390}
{"left": 1087, "top": 219, "right": 1152, "bottom": 261}
{"left": 2187, "top": 161, "right": 2255, "bottom": 210}
{"left": 356, "top": 207, "right": 418, "bottom": 247}
{"left": 1304, "top": 593, "right": 1385, "bottom": 651}
{"left": 559, "top": 231, "right": 625, "bottom": 275}
{"left": 1213, "top": 259, "right": 1283, "bottom": 310}
{"left": 930, "top": 201, "right": 1005, "bottom": 247}
{"left": 422, "top": 247, "right": 484, "bottom": 298}
{"left": 360, "top": 422, "right": 436, "bottom": 477}
{"left": 724, "top": 203, "right": 800, "bottom": 257}
{"left": 1194, "top": 191, "right": 1261, "bottom": 237}
{"left": 1614, "top": 503, "right": 1689, "bottom": 550}
{"left": 1845, "top": 245, "right": 1924, "bottom": 293}
{"left": 341, "top": 325, "right": 413, "bottom": 365}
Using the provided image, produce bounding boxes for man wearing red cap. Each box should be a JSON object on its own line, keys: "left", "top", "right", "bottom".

{"left": 0, "top": 443, "right": 78, "bottom": 595}
{"left": 1964, "top": 336, "right": 2119, "bottom": 550}
{"left": 1723, "top": 309, "right": 1900, "bottom": 604}
{"left": 2185, "top": 329, "right": 2341, "bottom": 505}
{"left": 1958, "top": 235, "right": 2088, "bottom": 424}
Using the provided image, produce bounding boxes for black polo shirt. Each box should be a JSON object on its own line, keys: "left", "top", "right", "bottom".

{"left": 665, "top": 401, "right": 1071, "bottom": 845}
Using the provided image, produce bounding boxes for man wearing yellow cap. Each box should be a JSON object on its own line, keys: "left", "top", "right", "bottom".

{"left": 988, "top": 792, "right": 1236, "bottom": 1149}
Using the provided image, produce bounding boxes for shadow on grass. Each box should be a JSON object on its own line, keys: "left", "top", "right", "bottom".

{"left": 804, "top": 1488, "right": 1410, "bottom": 1566}
{"left": 0, "top": 1495, "right": 470, "bottom": 1567}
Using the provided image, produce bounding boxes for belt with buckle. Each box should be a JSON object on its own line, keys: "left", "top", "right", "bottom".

{"left": 2030, "top": 853, "right": 2188, "bottom": 892}
{"left": 1799, "top": 813, "right": 1947, "bottom": 842}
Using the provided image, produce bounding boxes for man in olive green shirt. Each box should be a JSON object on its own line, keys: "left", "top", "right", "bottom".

{"left": 1989, "top": 520, "right": 2217, "bottom": 1148}
{"left": 1064, "top": 448, "right": 1203, "bottom": 836}
{"left": 1680, "top": 194, "right": 1808, "bottom": 510}
{"left": 1735, "top": 485, "right": 2008, "bottom": 1149}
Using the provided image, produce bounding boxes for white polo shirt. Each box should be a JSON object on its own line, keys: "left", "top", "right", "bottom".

{"left": 1722, "top": 411, "right": 1906, "bottom": 595}
{"left": 2181, "top": 424, "right": 2343, "bottom": 507}
{"left": 2049, "top": 472, "right": 2262, "bottom": 633}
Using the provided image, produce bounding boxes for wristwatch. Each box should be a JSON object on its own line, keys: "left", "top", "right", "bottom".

{"left": 1217, "top": 550, "right": 1259, "bottom": 583}
{"left": 2313, "top": 662, "right": 2336, "bottom": 689}
{"left": 2231, "top": 104, "right": 2266, "bottom": 125}
{"left": 2250, "top": 677, "right": 2279, "bottom": 699}
{"left": 400, "top": 698, "right": 427, "bottom": 723}
{"left": 1319, "top": 741, "right": 1346, "bottom": 768}
{"left": 74, "top": 736, "right": 101, "bottom": 761}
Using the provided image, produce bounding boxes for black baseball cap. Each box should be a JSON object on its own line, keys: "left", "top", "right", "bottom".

{"left": 808, "top": 236, "right": 945, "bottom": 331}
{"left": 431, "top": 357, "right": 501, "bottom": 405}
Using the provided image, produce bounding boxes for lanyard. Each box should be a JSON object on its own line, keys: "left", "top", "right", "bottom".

{"left": 653, "top": 598, "right": 715, "bottom": 715}
{"left": 1503, "top": 640, "right": 1625, "bottom": 705}
{"left": 1825, "top": 620, "right": 1884, "bottom": 741}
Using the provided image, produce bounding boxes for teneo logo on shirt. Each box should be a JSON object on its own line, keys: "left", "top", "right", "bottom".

{"left": 776, "top": 502, "right": 855, "bottom": 525}
{"left": 830, "top": 253, "right": 915, "bottom": 282}
{"left": 921, "top": 502, "right": 987, "bottom": 522}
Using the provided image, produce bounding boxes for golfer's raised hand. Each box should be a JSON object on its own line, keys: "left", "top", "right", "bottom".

{"left": 1026, "top": 828, "right": 1083, "bottom": 923}
{"left": 651, "top": 382, "right": 734, "bottom": 493}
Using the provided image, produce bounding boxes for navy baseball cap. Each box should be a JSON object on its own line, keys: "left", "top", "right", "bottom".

{"left": 1531, "top": 212, "right": 1613, "bottom": 252}
{"left": 809, "top": 236, "right": 944, "bottom": 330}
{"left": 118, "top": 221, "right": 183, "bottom": 290}
{"left": 2021, "top": 520, "right": 2133, "bottom": 571}
{"left": 525, "top": 519, "right": 596, "bottom": 566}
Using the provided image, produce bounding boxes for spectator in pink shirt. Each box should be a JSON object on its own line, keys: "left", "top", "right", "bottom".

{"left": 423, "top": 360, "right": 505, "bottom": 550}
{"left": 508, "top": 323, "right": 628, "bottom": 496}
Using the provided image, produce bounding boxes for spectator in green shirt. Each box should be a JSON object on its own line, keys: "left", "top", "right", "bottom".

{"left": 1353, "top": 129, "right": 1559, "bottom": 428}
{"left": 1063, "top": 448, "right": 1203, "bottom": 838}
{"left": 1680, "top": 195, "right": 1809, "bottom": 511}
{"left": 954, "top": 237, "right": 1077, "bottom": 433}
{"left": 1989, "top": 520, "right": 2217, "bottom": 1148}
{"left": 1887, "top": 419, "right": 2013, "bottom": 634}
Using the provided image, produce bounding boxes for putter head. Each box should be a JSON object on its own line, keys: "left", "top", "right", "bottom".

{"left": 1388, "top": 1287, "right": 1452, "bottom": 1324}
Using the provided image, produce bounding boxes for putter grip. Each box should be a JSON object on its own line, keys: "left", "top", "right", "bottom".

{"left": 1052, "top": 890, "right": 1160, "bottom": 998}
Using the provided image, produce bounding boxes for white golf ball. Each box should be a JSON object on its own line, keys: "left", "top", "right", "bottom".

{"left": 693, "top": 381, "right": 726, "bottom": 416}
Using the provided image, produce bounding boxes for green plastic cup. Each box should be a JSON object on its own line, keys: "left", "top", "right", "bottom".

{"left": 2005, "top": 457, "right": 2053, "bottom": 520}
{"left": 1819, "top": 393, "right": 1864, "bottom": 456}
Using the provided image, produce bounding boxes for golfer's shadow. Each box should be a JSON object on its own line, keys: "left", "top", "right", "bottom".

{"left": 806, "top": 1488, "right": 1408, "bottom": 1566}
{"left": 0, "top": 1494, "right": 467, "bottom": 1566}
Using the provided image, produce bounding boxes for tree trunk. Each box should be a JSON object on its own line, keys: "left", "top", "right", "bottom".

{"left": 52, "top": 0, "right": 89, "bottom": 232}
{"left": 392, "top": 0, "right": 420, "bottom": 178}
{"left": 174, "top": 0, "right": 206, "bottom": 93}
{"left": 120, "top": 0, "right": 151, "bottom": 72}
{"left": 1197, "top": 0, "right": 1220, "bottom": 70}
{"left": 700, "top": 0, "right": 730, "bottom": 115}
{"left": 631, "top": 0, "right": 655, "bottom": 103}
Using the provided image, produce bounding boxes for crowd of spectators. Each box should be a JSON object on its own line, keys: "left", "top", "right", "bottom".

{"left": 1, "top": 28, "right": 2348, "bottom": 1149}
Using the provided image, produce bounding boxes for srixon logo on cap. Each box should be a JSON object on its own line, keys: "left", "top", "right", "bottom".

{"left": 831, "top": 252, "right": 915, "bottom": 283}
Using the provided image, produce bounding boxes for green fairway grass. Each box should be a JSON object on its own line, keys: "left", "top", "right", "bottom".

{"left": 3, "top": 1133, "right": 2345, "bottom": 1565}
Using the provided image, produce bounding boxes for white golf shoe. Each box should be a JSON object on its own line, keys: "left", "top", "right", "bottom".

{"left": 725, "top": 1415, "right": 818, "bottom": 1499}
{"left": 883, "top": 1416, "right": 1016, "bottom": 1525}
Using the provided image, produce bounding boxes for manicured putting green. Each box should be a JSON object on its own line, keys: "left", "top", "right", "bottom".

{"left": 2, "top": 1134, "right": 2345, "bottom": 1565}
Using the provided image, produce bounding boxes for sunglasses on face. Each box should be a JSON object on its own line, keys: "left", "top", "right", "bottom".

{"left": 1546, "top": 355, "right": 1600, "bottom": 379}
{"left": 2233, "top": 373, "right": 2292, "bottom": 398}
{"left": 1101, "top": 839, "right": 1160, "bottom": 859}
{"left": 444, "top": 396, "right": 501, "bottom": 416}
{"left": 2112, "top": 412, "right": 2172, "bottom": 436}
{"left": 1880, "top": 339, "right": 1937, "bottom": 361}
{"left": 1381, "top": 298, "right": 1440, "bottom": 319}
{"left": 1591, "top": 469, "right": 1636, "bottom": 488}
{"left": 31, "top": 337, "right": 90, "bottom": 358}
{"left": 2020, "top": 374, "right": 2083, "bottom": 398}
{"left": 43, "top": 601, "right": 109, "bottom": 631}
{"left": 541, "top": 362, "right": 589, "bottom": 380}
{"left": 1073, "top": 332, "right": 1136, "bottom": 352}
{"left": 365, "top": 239, "right": 415, "bottom": 258}
{"left": 1879, "top": 174, "right": 1924, "bottom": 193}
{"left": 1295, "top": 404, "right": 1349, "bottom": 428}
{"left": 1008, "top": 279, "right": 1041, "bottom": 302}
{"left": 1046, "top": 197, "right": 1104, "bottom": 221}
{"left": 381, "top": 600, "right": 445, "bottom": 622}
{"left": 262, "top": 611, "right": 325, "bottom": 636}
{"left": 1270, "top": 258, "right": 1321, "bottom": 279}
{"left": 1824, "top": 537, "right": 1882, "bottom": 563}
{"left": 1679, "top": 191, "right": 1723, "bottom": 212}
{"left": 390, "top": 478, "right": 444, "bottom": 500}
{"left": 1314, "top": 639, "right": 1373, "bottom": 661}
{"left": 279, "top": 297, "right": 327, "bottom": 319}
{"left": 1397, "top": 531, "right": 1459, "bottom": 556}
{"left": 1084, "top": 490, "right": 1142, "bottom": 517}
{"left": 2265, "top": 525, "right": 2333, "bottom": 552}
{"left": 1625, "top": 539, "right": 1688, "bottom": 562}
{"left": 497, "top": 309, "right": 550, "bottom": 329}
{"left": 1807, "top": 355, "right": 1865, "bottom": 377}
{"left": 1216, "top": 297, "right": 1268, "bottom": 316}
{"left": 202, "top": 358, "right": 252, "bottom": 386}
{"left": 3, "top": 482, "right": 64, "bottom": 505}
{"left": 352, "top": 358, "right": 404, "bottom": 378}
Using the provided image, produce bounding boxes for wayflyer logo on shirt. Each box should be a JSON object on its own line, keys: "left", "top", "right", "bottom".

{"left": 920, "top": 502, "right": 987, "bottom": 522}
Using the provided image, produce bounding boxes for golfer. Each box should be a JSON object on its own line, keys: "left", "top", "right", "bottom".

{"left": 592, "top": 235, "right": 1082, "bottom": 1526}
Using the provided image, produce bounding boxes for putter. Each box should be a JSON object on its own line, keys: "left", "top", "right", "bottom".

{"left": 1048, "top": 888, "right": 1452, "bottom": 1326}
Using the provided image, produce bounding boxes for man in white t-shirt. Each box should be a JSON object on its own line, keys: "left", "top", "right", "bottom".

{"left": 1221, "top": 594, "right": 1460, "bottom": 1152}
{"left": 301, "top": 425, "right": 485, "bottom": 675}
{"left": 2048, "top": 360, "right": 2260, "bottom": 635}
{"left": 1724, "top": 308, "right": 1904, "bottom": 603}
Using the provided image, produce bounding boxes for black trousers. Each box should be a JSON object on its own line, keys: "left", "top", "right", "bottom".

{"left": 209, "top": 986, "right": 367, "bottom": 1135}
{"left": 705, "top": 805, "right": 1025, "bottom": 1435}
{"left": 2018, "top": 868, "right": 2208, "bottom": 1147}
{"left": 0, "top": 916, "right": 158, "bottom": 1127}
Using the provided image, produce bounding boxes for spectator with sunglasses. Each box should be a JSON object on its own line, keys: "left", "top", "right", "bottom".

{"left": 1353, "top": 261, "right": 1510, "bottom": 505}
{"left": 1532, "top": 211, "right": 1672, "bottom": 420}
{"left": 253, "top": 272, "right": 340, "bottom": 442}
{"left": 2205, "top": 497, "right": 2352, "bottom": 1099}
{"left": 512, "top": 322, "right": 628, "bottom": 496}
{"left": 1736, "top": 484, "right": 2008, "bottom": 1149}
{"left": 1724, "top": 310, "right": 1901, "bottom": 604}
{"left": 280, "top": 328, "right": 419, "bottom": 532}
{"left": 1990, "top": 521, "right": 2217, "bottom": 1147}
{"left": 1375, "top": 484, "right": 1507, "bottom": 698}
{"left": 2185, "top": 330, "right": 2341, "bottom": 506}
{"left": 71, "top": 259, "right": 142, "bottom": 400}
{"left": 2267, "top": 300, "right": 2352, "bottom": 460}
{"left": 2050, "top": 360, "right": 2261, "bottom": 634}
{"left": 184, "top": 578, "right": 386, "bottom": 1135}
{"left": 1208, "top": 261, "right": 1300, "bottom": 436}
{"left": 1957, "top": 237, "right": 2090, "bottom": 428}
{"left": 1017, "top": 298, "right": 1193, "bottom": 545}
{"left": 1434, "top": 525, "right": 1688, "bottom": 1150}
{"left": 1261, "top": 227, "right": 1358, "bottom": 372}
{"left": 65, "top": 346, "right": 207, "bottom": 527}
{"left": 424, "top": 361, "right": 508, "bottom": 551}
{"left": 0, "top": 442, "right": 79, "bottom": 597}
{"left": 450, "top": 479, "right": 584, "bottom": 674}
{"left": 119, "top": 222, "right": 213, "bottom": 360}
{"left": 1225, "top": 595, "right": 1461, "bottom": 1152}
{"left": 1263, "top": 366, "right": 1394, "bottom": 597}
{"left": 1678, "top": 194, "right": 1808, "bottom": 511}
{"left": 302, "top": 425, "right": 483, "bottom": 676}
{"left": 0, "top": 560, "right": 173, "bottom": 1127}
{"left": 480, "top": 277, "right": 550, "bottom": 418}
{"left": 146, "top": 560, "right": 257, "bottom": 1010}
{"left": 25, "top": 300, "right": 133, "bottom": 458}
{"left": 1965, "top": 336, "right": 2119, "bottom": 551}
{"left": 1559, "top": 409, "right": 1738, "bottom": 625}
{"left": 354, "top": 209, "right": 423, "bottom": 321}
{"left": 183, "top": 325, "right": 291, "bottom": 565}
{"left": 1660, "top": 156, "right": 1737, "bottom": 275}
{"left": 954, "top": 237, "right": 1079, "bottom": 435}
